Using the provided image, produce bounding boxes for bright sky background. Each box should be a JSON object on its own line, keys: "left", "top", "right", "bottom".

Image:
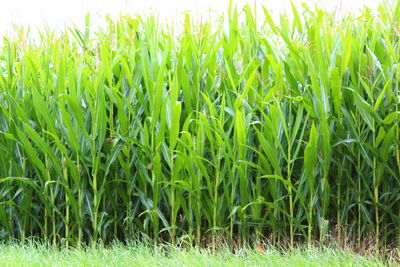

{"left": 0, "top": 0, "right": 383, "bottom": 36}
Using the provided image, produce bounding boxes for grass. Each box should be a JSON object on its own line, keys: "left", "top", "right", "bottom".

{"left": 0, "top": 242, "right": 390, "bottom": 267}
{"left": 0, "top": 0, "right": 399, "bottom": 250}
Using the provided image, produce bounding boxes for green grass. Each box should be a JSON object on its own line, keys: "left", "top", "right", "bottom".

{"left": 0, "top": 0, "right": 399, "bottom": 250}
{"left": 0, "top": 243, "right": 389, "bottom": 267}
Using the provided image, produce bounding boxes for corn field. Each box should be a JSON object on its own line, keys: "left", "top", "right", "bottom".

{"left": 0, "top": 2, "right": 399, "bottom": 248}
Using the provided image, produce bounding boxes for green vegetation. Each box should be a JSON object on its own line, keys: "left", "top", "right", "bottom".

{"left": 0, "top": 243, "right": 389, "bottom": 267}
{"left": 0, "top": 1, "right": 399, "bottom": 250}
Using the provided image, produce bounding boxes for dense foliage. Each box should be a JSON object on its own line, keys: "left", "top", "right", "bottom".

{"left": 0, "top": 3, "right": 399, "bottom": 248}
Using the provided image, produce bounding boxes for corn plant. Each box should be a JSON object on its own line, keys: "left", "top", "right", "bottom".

{"left": 0, "top": 2, "right": 399, "bottom": 249}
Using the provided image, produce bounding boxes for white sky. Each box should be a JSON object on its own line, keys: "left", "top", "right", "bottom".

{"left": 0, "top": 0, "right": 382, "bottom": 36}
